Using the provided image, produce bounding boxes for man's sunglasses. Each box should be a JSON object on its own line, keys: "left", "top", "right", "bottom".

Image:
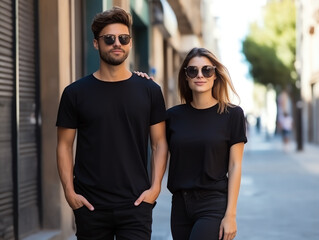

{"left": 184, "top": 65, "right": 216, "bottom": 79}
{"left": 98, "top": 34, "right": 131, "bottom": 45}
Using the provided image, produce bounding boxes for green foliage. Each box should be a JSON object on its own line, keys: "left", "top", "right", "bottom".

{"left": 242, "top": 0, "right": 296, "bottom": 89}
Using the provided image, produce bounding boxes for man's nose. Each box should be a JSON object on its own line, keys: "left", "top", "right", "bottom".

{"left": 113, "top": 36, "right": 121, "bottom": 46}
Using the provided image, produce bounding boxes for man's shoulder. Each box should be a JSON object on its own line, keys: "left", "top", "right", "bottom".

{"left": 72, "top": 74, "right": 93, "bottom": 86}
{"left": 64, "top": 74, "right": 93, "bottom": 91}
{"left": 131, "top": 73, "right": 161, "bottom": 89}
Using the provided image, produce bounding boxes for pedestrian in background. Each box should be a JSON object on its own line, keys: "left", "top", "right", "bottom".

{"left": 166, "top": 48, "right": 247, "bottom": 240}
{"left": 56, "top": 7, "right": 168, "bottom": 240}
{"left": 278, "top": 112, "right": 293, "bottom": 152}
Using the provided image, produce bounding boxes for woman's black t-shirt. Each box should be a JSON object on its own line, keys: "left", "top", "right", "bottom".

{"left": 56, "top": 73, "right": 166, "bottom": 209}
{"left": 166, "top": 103, "right": 247, "bottom": 194}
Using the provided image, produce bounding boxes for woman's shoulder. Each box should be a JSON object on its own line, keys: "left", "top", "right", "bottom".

{"left": 227, "top": 104, "right": 245, "bottom": 114}
{"left": 226, "top": 105, "right": 246, "bottom": 122}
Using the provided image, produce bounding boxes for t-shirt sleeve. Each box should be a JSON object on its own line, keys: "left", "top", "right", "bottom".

{"left": 56, "top": 86, "right": 78, "bottom": 129}
{"left": 165, "top": 110, "right": 171, "bottom": 143}
{"left": 150, "top": 84, "right": 167, "bottom": 125}
{"left": 229, "top": 106, "right": 248, "bottom": 146}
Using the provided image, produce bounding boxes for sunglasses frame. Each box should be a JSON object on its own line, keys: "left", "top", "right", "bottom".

{"left": 184, "top": 65, "right": 216, "bottom": 79}
{"left": 98, "top": 34, "right": 131, "bottom": 45}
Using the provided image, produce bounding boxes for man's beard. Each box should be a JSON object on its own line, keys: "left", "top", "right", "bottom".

{"left": 99, "top": 48, "right": 129, "bottom": 66}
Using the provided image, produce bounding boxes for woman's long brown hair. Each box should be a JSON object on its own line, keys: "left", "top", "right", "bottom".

{"left": 178, "top": 47, "right": 240, "bottom": 113}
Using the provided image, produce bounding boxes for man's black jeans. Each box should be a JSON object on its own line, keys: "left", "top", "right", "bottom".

{"left": 73, "top": 201, "right": 154, "bottom": 240}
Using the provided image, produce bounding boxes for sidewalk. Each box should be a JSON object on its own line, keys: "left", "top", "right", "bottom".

{"left": 237, "top": 130, "right": 319, "bottom": 240}
{"left": 153, "top": 130, "right": 319, "bottom": 240}
{"left": 246, "top": 129, "right": 319, "bottom": 174}
{"left": 152, "top": 174, "right": 172, "bottom": 240}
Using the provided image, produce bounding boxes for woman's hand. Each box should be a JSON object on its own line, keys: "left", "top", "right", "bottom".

{"left": 134, "top": 71, "right": 154, "bottom": 80}
{"left": 219, "top": 215, "right": 237, "bottom": 240}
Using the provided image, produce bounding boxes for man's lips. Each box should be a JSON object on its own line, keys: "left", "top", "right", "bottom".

{"left": 111, "top": 49, "right": 124, "bottom": 54}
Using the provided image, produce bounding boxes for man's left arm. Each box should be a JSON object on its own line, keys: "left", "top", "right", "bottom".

{"left": 134, "top": 121, "right": 168, "bottom": 205}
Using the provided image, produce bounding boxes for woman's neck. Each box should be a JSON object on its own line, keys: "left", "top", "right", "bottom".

{"left": 191, "top": 93, "right": 217, "bottom": 109}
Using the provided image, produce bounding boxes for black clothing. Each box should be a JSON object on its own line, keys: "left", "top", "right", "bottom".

{"left": 171, "top": 190, "right": 227, "bottom": 240}
{"left": 56, "top": 73, "right": 166, "bottom": 210}
{"left": 73, "top": 202, "right": 154, "bottom": 240}
{"left": 166, "top": 103, "right": 247, "bottom": 194}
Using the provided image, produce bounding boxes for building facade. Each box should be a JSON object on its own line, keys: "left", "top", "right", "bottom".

{"left": 296, "top": 0, "right": 319, "bottom": 145}
{"left": 0, "top": 0, "right": 207, "bottom": 239}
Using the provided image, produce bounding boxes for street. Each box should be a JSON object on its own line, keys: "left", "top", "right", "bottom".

{"left": 152, "top": 129, "right": 319, "bottom": 240}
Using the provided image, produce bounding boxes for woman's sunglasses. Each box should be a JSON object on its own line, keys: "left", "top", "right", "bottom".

{"left": 98, "top": 34, "right": 131, "bottom": 45}
{"left": 184, "top": 65, "right": 216, "bottom": 79}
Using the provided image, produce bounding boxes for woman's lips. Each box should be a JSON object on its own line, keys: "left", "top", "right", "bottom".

{"left": 194, "top": 81, "right": 206, "bottom": 86}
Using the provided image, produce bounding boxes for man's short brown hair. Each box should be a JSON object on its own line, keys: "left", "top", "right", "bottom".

{"left": 91, "top": 6, "right": 132, "bottom": 39}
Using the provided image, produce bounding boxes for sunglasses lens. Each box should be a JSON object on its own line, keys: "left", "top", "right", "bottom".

{"left": 185, "top": 66, "right": 198, "bottom": 78}
{"left": 202, "top": 66, "right": 215, "bottom": 78}
{"left": 101, "top": 35, "right": 131, "bottom": 45}
{"left": 103, "top": 35, "right": 115, "bottom": 45}
{"left": 119, "top": 35, "right": 131, "bottom": 45}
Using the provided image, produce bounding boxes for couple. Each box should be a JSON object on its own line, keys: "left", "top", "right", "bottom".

{"left": 56, "top": 7, "right": 247, "bottom": 240}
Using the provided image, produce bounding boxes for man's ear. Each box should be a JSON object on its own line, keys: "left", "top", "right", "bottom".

{"left": 93, "top": 39, "right": 99, "bottom": 50}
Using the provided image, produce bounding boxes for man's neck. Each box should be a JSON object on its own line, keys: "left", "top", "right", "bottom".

{"left": 94, "top": 63, "right": 132, "bottom": 82}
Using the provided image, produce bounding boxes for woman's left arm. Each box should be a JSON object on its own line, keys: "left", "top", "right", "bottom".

{"left": 219, "top": 142, "right": 245, "bottom": 240}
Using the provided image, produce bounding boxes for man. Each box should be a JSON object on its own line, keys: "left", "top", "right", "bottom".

{"left": 56, "top": 7, "right": 168, "bottom": 240}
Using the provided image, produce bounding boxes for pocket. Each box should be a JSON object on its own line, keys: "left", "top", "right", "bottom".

{"left": 73, "top": 205, "right": 86, "bottom": 213}
{"left": 141, "top": 201, "right": 157, "bottom": 209}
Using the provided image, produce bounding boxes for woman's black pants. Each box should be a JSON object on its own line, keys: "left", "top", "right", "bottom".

{"left": 171, "top": 189, "right": 227, "bottom": 240}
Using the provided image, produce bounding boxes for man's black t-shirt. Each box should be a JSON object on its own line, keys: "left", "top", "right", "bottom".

{"left": 56, "top": 73, "right": 166, "bottom": 209}
{"left": 166, "top": 103, "right": 247, "bottom": 194}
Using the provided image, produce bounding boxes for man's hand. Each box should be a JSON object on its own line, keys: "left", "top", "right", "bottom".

{"left": 66, "top": 191, "right": 94, "bottom": 211}
{"left": 134, "top": 186, "right": 161, "bottom": 206}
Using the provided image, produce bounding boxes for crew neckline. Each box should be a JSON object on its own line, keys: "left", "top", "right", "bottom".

{"left": 91, "top": 72, "right": 133, "bottom": 83}
{"left": 187, "top": 102, "right": 219, "bottom": 111}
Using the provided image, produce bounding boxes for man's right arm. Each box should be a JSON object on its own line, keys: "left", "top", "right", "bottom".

{"left": 57, "top": 127, "right": 94, "bottom": 211}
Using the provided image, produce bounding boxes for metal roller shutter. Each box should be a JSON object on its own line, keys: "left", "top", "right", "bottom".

{"left": 0, "top": 0, "right": 40, "bottom": 239}
{"left": 0, "top": 0, "right": 15, "bottom": 239}
{"left": 17, "top": 0, "right": 40, "bottom": 238}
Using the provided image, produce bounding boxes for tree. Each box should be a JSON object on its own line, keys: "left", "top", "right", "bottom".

{"left": 243, "top": 0, "right": 303, "bottom": 150}
{"left": 242, "top": 0, "right": 296, "bottom": 90}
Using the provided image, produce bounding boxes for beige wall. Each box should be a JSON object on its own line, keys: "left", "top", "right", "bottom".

{"left": 113, "top": 0, "right": 129, "bottom": 10}
{"left": 297, "top": 0, "right": 319, "bottom": 144}
{"left": 150, "top": 26, "right": 181, "bottom": 108}
{"left": 39, "top": 0, "right": 75, "bottom": 238}
{"left": 150, "top": 27, "right": 165, "bottom": 89}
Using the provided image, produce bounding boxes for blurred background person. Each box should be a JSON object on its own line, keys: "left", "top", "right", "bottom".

{"left": 278, "top": 112, "right": 293, "bottom": 152}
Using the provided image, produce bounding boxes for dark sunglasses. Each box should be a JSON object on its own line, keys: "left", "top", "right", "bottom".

{"left": 184, "top": 65, "right": 216, "bottom": 79}
{"left": 98, "top": 34, "right": 131, "bottom": 45}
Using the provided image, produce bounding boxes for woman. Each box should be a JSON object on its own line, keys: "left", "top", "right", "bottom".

{"left": 166, "top": 47, "right": 247, "bottom": 240}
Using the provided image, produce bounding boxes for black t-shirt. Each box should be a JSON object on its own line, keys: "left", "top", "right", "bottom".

{"left": 166, "top": 103, "right": 247, "bottom": 194}
{"left": 56, "top": 73, "right": 166, "bottom": 209}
